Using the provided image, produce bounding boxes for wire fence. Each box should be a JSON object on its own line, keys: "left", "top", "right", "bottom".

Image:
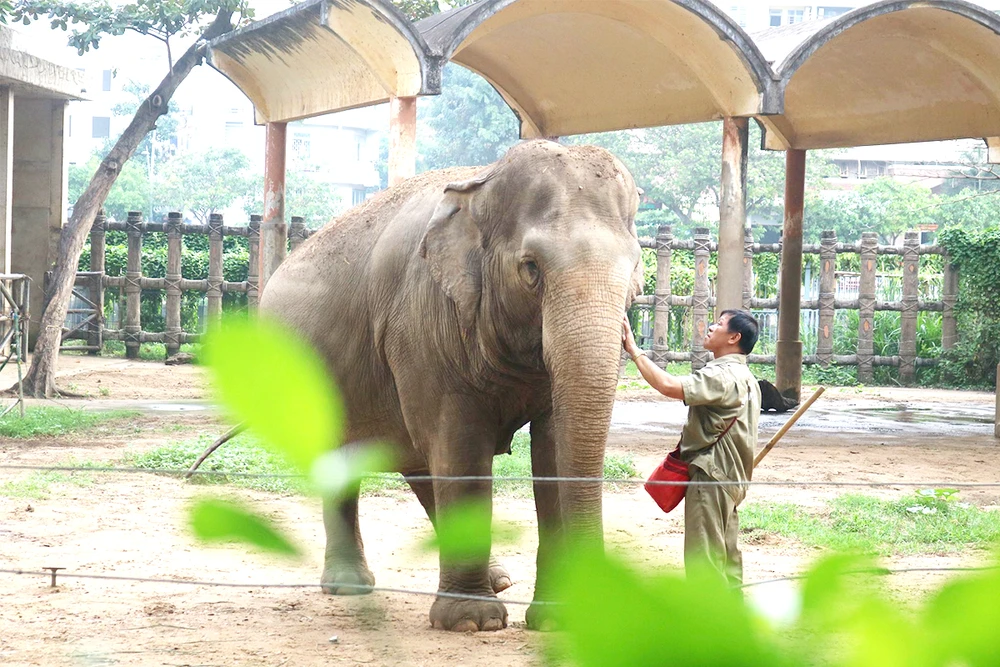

{"left": 3, "top": 464, "right": 999, "bottom": 602}
{"left": 4, "top": 463, "right": 1000, "bottom": 488}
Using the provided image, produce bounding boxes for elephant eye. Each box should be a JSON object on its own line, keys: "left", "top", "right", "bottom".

{"left": 520, "top": 258, "right": 540, "bottom": 288}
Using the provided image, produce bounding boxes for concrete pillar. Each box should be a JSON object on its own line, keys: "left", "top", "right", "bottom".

{"left": 775, "top": 149, "right": 806, "bottom": 401}
{"left": 388, "top": 96, "right": 417, "bottom": 186}
{"left": 11, "top": 98, "right": 68, "bottom": 345}
{"left": 260, "top": 121, "right": 287, "bottom": 293}
{"left": 717, "top": 117, "right": 748, "bottom": 316}
{"left": 0, "top": 87, "right": 12, "bottom": 274}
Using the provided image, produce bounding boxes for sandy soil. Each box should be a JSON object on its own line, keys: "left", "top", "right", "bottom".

{"left": 1, "top": 357, "right": 998, "bottom": 666}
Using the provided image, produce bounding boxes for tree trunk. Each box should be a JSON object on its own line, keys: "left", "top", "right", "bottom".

{"left": 19, "top": 11, "right": 235, "bottom": 397}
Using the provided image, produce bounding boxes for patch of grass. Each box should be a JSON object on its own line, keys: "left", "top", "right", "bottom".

{"left": 0, "top": 460, "right": 105, "bottom": 499}
{"left": 0, "top": 407, "right": 141, "bottom": 439}
{"left": 130, "top": 431, "right": 639, "bottom": 499}
{"left": 100, "top": 340, "right": 199, "bottom": 361}
{"left": 126, "top": 433, "right": 307, "bottom": 495}
{"left": 741, "top": 493, "right": 1000, "bottom": 555}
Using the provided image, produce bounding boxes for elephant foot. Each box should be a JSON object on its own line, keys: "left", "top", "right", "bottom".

{"left": 320, "top": 564, "right": 375, "bottom": 595}
{"left": 525, "top": 600, "right": 559, "bottom": 631}
{"left": 488, "top": 559, "right": 512, "bottom": 593}
{"left": 429, "top": 595, "right": 508, "bottom": 632}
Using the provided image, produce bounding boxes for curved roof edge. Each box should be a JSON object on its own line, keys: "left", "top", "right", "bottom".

{"left": 775, "top": 0, "right": 1000, "bottom": 85}
{"left": 206, "top": 0, "right": 442, "bottom": 123}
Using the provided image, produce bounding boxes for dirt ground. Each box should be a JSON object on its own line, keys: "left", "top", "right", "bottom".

{"left": 1, "top": 356, "right": 998, "bottom": 666}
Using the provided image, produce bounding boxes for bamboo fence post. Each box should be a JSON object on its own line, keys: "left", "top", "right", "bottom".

{"left": 652, "top": 224, "right": 672, "bottom": 367}
{"left": 942, "top": 257, "right": 959, "bottom": 350}
{"left": 124, "top": 211, "right": 143, "bottom": 359}
{"left": 691, "top": 227, "right": 711, "bottom": 371}
{"left": 289, "top": 216, "right": 306, "bottom": 254}
{"left": 165, "top": 211, "right": 183, "bottom": 358}
{"left": 88, "top": 210, "right": 106, "bottom": 354}
{"left": 247, "top": 215, "right": 261, "bottom": 311}
{"left": 742, "top": 226, "right": 754, "bottom": 310}
{"left": 899, "top": 230, "right": 920, "bottom": 384}
{"left": 817, "top": 230, "right": 837, "bottom": 366}
{"left": 857, "top": 232, "right": 878, "bottom": 383}
{"left": 207, "top": 213, "right": 224, "bottom": 323}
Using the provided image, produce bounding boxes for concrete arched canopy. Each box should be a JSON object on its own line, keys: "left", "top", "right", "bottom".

{"left": 206, "top": 0, "right": 441, "bottom": 124}
{"left": 757, "top": 0, "right": 1000, "bottom": 156}
{"left": 418, "top": 0, "right": 778, "bottom": 139}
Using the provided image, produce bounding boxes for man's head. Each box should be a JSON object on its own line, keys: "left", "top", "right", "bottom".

{"left": 703, "top": 309, "right": 759, "bottom": 357}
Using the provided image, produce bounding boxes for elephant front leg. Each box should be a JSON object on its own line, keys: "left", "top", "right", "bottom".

{"left": 320, "top": 493, "right": 375, "bottom": 595}
{"left": 526, "top": 413, "right": 562, "bottom": 630}
{"left": 424, "top": 404, "right": 507, "bottom": 632}
{"left": 406, "top": 472, "right": 512, "bottom": 594}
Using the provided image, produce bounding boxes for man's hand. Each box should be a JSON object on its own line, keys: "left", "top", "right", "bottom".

{"left": 622, "top": 315, "right": 641, "bottom": 359}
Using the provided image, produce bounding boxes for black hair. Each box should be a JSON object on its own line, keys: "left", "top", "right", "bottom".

{"left": 720, "top": 309, "right": 759, "bottom": 355}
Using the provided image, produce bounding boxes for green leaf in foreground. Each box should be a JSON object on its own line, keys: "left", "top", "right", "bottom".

{"left": 202, "top": 317, "right": 343, "bottom": 473}
{"left": 423, "top": 500, "right": 522, "bottom": 566}
{"left": 189, "top": 498, "right": 300, "bottom": 556}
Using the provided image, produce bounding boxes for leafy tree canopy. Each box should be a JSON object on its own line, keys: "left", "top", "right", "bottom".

{"left": 157, "top": 148, "right": 252, "bottom": 223}
{"left": 391, "top": 0, "right": 473, "bottom": 21}
{"left": 243, "top": 169, "right": 344, "bottom": 228}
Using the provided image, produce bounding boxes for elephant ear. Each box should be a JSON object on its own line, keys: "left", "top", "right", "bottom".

{"left": 419, "top": 172, "right": 496, "bottom": 331}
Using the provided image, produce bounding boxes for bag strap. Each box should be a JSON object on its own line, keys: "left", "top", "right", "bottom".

{"left": 713, "top": 415, "right": 739, "bottom": 445}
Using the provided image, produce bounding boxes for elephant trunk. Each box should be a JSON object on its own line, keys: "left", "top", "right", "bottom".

{"left": 543, "top": 264, "right": 631, "bottom": 546}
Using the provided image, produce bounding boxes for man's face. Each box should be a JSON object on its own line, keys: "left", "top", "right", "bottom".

{"left": 704, "top": 313, "right": 737, "bottom": 353}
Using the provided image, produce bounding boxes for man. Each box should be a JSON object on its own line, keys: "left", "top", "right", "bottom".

{"left": 622, "top": 309, "right": 761, "bottom": 586}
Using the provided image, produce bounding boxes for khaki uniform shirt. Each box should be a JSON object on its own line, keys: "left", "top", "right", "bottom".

{"left": 678, "top": 354, "right": 761, "bottom": 502}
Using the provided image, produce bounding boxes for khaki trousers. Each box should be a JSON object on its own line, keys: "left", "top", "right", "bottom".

{"left": 683, "top": 466, "right": 743, "bottom": 587}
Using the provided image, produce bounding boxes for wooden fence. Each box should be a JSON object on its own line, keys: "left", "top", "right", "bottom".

{"left": 62, "top": 211, "right": 315, "bottom": 359}
{"left": 632, "top": 225, "right": 957, "bottom": 383}
{"left": 63, "top": 214, "right": 956, "bottom": 381}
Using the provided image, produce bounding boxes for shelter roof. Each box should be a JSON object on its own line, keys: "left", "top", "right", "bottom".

{"left": 417, "top": 0, "right": 777, "bottom": 139}
{"left": 206, "top": 0, "right": 440, "bottom": 124}
{"left": 0, "top": 26, "right": 85, "bottom": 100}
{"left": 755, "top": 0, "right": 1000, "bottom": 156}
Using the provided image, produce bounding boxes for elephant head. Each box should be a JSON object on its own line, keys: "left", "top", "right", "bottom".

{"left": 419, "top": 140, "right": 643, "bottom": 544}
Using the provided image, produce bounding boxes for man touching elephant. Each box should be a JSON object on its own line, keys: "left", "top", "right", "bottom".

{"left": 622, "top": 310, "right": 761, "bottom": 586}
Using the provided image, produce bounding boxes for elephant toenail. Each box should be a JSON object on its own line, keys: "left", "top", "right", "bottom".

{"left": 451, "top": 619, "right": 479, "bottom": 633}
{"left": 482, "top": 618, "right": 505, "bottom": 631}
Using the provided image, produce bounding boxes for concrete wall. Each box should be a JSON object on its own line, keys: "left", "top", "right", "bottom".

{"left": 11, "top": 97, "right": 68, "bottom": 344}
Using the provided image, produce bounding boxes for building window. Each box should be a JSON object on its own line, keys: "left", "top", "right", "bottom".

{"left": 102, "top": 70, "right": 112, "bottom": 92}
{"left": 224, "top": 121, "right": 242, "bottom": 144}
{"left": 769, "top": 9, "right": 782, "bottom": 26}
{"left": 292, "top": 132, "right": 311, "bottom": 161}
{"left": 92, "top": 116, "right": 110, "bottom": 138}
{"left": 352, "top": 188, "right": 366, "bottom": 206}
{"left": 817, "top": 6, "right": 851, "bottom": 19}
{"left": 68, "top": 115, "right": 72, "bottom": 138}
{"left": 787, "top": 9, "right": 804, "bottom": 24}
{"left": 729, "top": 5, "right": 748, "bottom": 27}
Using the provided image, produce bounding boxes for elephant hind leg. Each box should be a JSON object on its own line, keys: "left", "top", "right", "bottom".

{"left": 405, "top": 472, "right": 512, "bottom": 594}
{"left": 321, "top": 493, "right": 375, "bottom": 595}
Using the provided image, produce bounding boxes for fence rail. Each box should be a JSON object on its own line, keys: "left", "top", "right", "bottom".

{"left": 61, "top": 215, "right": 954, "bottom": 380}
{"left": 60, "top": 211, "right": 316, "bottom": 358}
{"left": 635, "top": 225, "right": 955, "bottom": 383}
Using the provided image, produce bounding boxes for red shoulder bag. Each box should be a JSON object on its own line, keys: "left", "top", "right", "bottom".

{"left": 644, "top": 416, "right": 738, "bottom": 514}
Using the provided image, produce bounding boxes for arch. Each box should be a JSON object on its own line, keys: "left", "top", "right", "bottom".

{"left": 207, "top": 0, "right": 439, "bottom": 124}
{"left": 762, "top": 0, "right": 1000, "bottom": 150}
{"left": 419, "top": 0, "right": 777, "bottom": 139}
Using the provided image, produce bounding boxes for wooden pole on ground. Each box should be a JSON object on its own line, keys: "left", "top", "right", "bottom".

{"left": 754, "top": 386, "right": 825, "bottom": 468}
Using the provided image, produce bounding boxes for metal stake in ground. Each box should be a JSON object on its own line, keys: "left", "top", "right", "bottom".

{"left": 753, "top": 386, "right": 825, "bottom": 469}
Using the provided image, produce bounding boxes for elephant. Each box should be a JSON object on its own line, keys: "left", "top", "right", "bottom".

{"left": 258, "top": 140, "right": 644, "bottom": 632}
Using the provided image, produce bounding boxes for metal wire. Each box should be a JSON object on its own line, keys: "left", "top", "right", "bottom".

{"left": 2, "top": 463, "right": 1000, "bottom": 488}
{"left": 0, "top": 568, "right": 542, "bottom": 606}
{"left": 4, "top": 564, "right": 997, "bottom": 599}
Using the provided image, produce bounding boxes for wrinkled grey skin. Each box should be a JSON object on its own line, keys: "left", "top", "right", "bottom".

{"left": 259, "top": 140, "right": 643, "bottom": 632}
